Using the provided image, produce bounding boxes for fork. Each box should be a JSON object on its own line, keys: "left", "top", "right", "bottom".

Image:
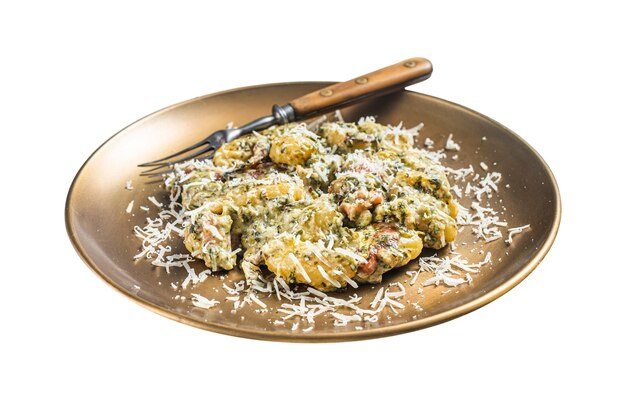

{"left": 139, "top": 57, "right": 433, "bottom": 175}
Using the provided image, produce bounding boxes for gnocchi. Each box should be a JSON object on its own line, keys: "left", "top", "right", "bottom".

{"left": 167, "top": 117, "right": 458, "bottom": 291}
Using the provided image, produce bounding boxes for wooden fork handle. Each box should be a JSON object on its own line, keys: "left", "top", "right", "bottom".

{"left": 289, "top": 58, "right": 433, "bottom": 118}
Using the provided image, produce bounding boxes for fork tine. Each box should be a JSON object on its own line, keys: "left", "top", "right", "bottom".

{"left": 155, "top": 146, "right": 216, "bottom": 167}
{"left": 137, "top": 140, "right": 210, "bottom": 167}
{"left": 140, "top": 164, "right": 172, "bottom": 175}
{"left": 139, "top": 148, "right": 216, "bottom": 176}
{"left": 140, "top": 170, "right": 175, "bottom": 178}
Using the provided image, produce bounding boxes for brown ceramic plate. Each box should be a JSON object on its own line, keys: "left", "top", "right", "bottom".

{"left": 65, "top": 82, "right": 561, "bottom": 342}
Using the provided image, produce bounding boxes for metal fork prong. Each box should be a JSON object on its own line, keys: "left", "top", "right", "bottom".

{"left": 140, "top": 152, "right": 213, "bottom": 177}
{"left": 139, "top": 148, "right": 216, "bottom": 176}
{"left": 137, "top": 140, "right": 212, "bottom": 167}
{"left": 155, "top": 146, "right": 216, "bottom": 167}
{"left": 140, "top": 164, "right": 174, "bottom": 175}
{"left": 140, "top": 170, "right": 175, "bottom": 178}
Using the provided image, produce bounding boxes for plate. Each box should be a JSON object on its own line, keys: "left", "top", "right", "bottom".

{"left": 65, "top": 82, "right": 561, "bottom": 342}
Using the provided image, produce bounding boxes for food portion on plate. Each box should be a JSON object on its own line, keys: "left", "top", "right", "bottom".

{"left": 164, "top": 117, "right": 458, "bottom": 292}
{"left": 66, "top": 74, "right": 555, "bottom": 338}
{"left": 130, "top": 111, "right": 535, "bottom": 329}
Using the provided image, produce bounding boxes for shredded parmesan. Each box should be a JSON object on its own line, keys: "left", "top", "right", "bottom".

{"left": 288, "top": 252, "right": 312, "bottom": 283}
{"left": 334, "top": 247, "right": 368, "bottom": 264}
{"left": 147, "top": 196, "right": 163, "bottom": 208}
{"left": 445, "top": 134, "right": 461, "bottom": 151}
{"left": 419, "top": 252, "right": 492, "bottom": 287}
{"left": 344, "top": 276, "right": 358, "bottom": 289}
{"left": 317, "top": 265, "right": 341, "bottom": 288}
{"left": 191, "top": 294, "right": 219, "bottom": 309}
{"left": 505, "top": 224, "right": 530, "bottom": 244}
{"left": 249, "top": 293, "right": 267, "bottom": 309}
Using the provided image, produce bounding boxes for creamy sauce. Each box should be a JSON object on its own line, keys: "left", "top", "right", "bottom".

{"left": 166, "top": 117, "right": 458, "bottom": 292}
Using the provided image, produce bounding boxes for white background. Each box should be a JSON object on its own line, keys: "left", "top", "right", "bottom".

{"left": 1, "top": 1, "right": 624, "bottom": 416}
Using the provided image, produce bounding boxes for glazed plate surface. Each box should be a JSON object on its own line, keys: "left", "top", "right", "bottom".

{"left": 66, "top": 82, "right": 560, "bottom": 341}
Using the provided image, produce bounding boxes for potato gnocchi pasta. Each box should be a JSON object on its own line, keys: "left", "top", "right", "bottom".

{"left": 165, "top": 116, "right": 458, "bottom": 292}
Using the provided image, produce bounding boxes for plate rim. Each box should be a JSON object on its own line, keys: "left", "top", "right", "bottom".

{"left": 65, "top": 81, "right": 562, "bottom": 342}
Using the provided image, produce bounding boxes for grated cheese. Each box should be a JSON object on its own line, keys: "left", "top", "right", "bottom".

{"left": 334, "top": 247, "right": 368, "bottom": 264}
{"left": 249, "top": 293, "right": 267, "bottom": 309}
{"left": 505, "top": 224, "right": 530, "bottom": 244}
{"left": 191, "top": 293, "right": 220, "bottom": 309}
{"left": 445, "top": 134, "right": 461, "bottom": 151}
{"left": 344, "top": 276, "right": 359, "bottom": 289}
{"left": 147, "top": 196, "right": 163, "bottom": 208}
{"left": 288, "top": 252, "right": 312, "bottom": 283}
{"left": 317, "top": 265, "right": 341, "bottom": 288}
{"left": 419, "top": 252, "right": 492, "bottom": 287}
